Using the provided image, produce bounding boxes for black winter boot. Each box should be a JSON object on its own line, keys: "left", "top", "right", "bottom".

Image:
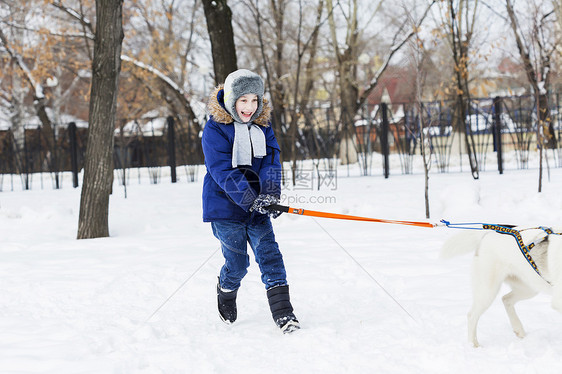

{"left": 267, "top": 285, "right": 300, "bottom": 333}
{"left": 217, "top": 280, "right": 238, "bottom": 324}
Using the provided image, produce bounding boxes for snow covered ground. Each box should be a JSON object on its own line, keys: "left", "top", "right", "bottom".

{"left": 2, "top": 156, "right": 562, "bottom": 374}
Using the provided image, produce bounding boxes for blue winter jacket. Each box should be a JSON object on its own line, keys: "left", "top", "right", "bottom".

{"left": 202, "top": 85, "right": 282, "bottom": 222}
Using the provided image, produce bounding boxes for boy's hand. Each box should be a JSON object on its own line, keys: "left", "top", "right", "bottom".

{"left": 250, "top": 194, "right": 282, "bottom": 218}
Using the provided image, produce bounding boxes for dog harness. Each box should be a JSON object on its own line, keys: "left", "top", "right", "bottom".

{"left": 482, "top": 225, "right": 562, "bottom": 279}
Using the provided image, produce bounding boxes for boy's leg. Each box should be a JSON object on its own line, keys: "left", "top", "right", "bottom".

{"left": 247, "top": 215, "right": 287, "bottom": 289}
{"left": 211, "top": 221, "right": 250, "bottom": 291}
{"left": 267, "top": 285, "right": 300, "bottom": 333}
{"left": 247, "top": 215, "right": 299, "bottom": 332}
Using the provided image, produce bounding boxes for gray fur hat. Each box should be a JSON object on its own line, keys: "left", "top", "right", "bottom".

{"left": 223, "top": 69, "right": 264, "bottom": 123}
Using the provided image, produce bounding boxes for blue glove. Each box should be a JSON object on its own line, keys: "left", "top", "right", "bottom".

{"left": 250, "top": 194, "right": 282, "bottom": 219}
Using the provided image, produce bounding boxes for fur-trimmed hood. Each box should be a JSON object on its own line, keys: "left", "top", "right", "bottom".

{"left": 206, "top": 85, "right": 272, "bottom": 127}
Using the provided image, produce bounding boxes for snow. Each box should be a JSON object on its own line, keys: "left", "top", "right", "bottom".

{"left": 2, "top": 157, "right": 562, "bottom": 374}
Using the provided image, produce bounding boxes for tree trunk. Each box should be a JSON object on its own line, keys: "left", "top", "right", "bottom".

{"left": 202, "top": 0, "right": 237, "bottom": 84}
{"left": 270, "top": 0, "right": 287, "bottom": 132}
{"left": 77, "top": 0, "right": 124, "bottom": 239}
{"left": 505, "top": 0, "right": 556, "bottom": 192}
{"left": 326, "top": 0, "right": 359, "bottom": 165}
{"left": 11, "top": 59, "right": 26, "bottom": 174}
{"left": 448, "top": 0, "right": 479, "bottom": 179}
{"left": 0, "top": 23, "right": 57, "bottom": 177}
{"left": 338, "top": 59, "right": 359, "bottom": 165}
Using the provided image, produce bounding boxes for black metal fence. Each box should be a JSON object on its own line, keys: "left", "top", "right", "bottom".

{"left": 1, "top": 94, "right": 561, "bottom": 191}
{"left": 275, "top": 93, "right": 561, "bottom": 180}
{"left": 340, "top": 93, "right": 561, "bottom": 177}
{"left": 0, "top": 116, "right": 202, "bottom": 191}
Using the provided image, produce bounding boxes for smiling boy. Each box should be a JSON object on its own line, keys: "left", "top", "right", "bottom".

{"left": 201, "top": 69, "right": 300, "bottom": 333}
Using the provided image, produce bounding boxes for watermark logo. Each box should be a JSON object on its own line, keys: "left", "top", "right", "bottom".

{"left": 281, "top": 168, "right": 338, "bottom": 205}
{"left": 220, "top": 167, "right": 338, "bottom": 205}
{"left": 222, "top": 168, "right": 259, "bottom": 205}
{"left": 281, "top": 168, "right": 338, "bottom": 191}
{"left": 280, "top": 193, "right": 337, "bottom": 205}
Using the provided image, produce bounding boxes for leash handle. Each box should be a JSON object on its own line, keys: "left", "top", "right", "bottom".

{"left": 268, "top": 204, "right": 289, "bottom": 213}
{"left": 267, "top": 204, "right": 436, "bottom": 228}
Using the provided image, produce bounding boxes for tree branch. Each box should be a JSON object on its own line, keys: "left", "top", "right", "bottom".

{"left": 357, "top": 0, "right": 436, "bottom": 109}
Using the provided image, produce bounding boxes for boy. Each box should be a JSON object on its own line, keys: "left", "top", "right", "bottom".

{"left": 201, "top": 69, "right": 299, "bottom": 333}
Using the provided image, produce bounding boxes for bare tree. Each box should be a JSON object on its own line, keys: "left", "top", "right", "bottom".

{"left": 0, "top": 2, "right": 57, "bottom": 176}
{"left": 247, "top": 0, "right": 288, "bottom": 137}
{"left": 0, "top": 3, "right": 27, "bottom": 178}
{"left": 553, "top": 0, "right": 562, "bottom": 35}
{"left": 326, "top": 0, "right": 435, "bottom": 164}
{"left": 77, "top": 0, "right": 124, "bottom": 239}
{"left": 433, "top": 0, "right": 480, "bottom": 179}
{"left": 244, "top": 0, "right": 326, "bottom": 183}
{"left": 0, "top": 0, "right": 97, "bottom": 190}
{"left": 505, "top": 0, "right": 560, "bottom": 192}
{"left": 122, "top": 0, "right": 204, "bottom": 159}
{"left": 283, "top": 0, "right": 326, "bottom": 181}
{"left": 120, "top": 54, "right": 203, "bottom": 142}
{"left": 202, "top": 0, "right": 238, "bottom": 84}
{"left": 405, "top": 6, "right": 433, "bottom": 218}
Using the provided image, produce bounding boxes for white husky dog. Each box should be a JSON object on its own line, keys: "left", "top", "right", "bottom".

{"left": 440, "top": 227, "right": 562, "bottom": 347}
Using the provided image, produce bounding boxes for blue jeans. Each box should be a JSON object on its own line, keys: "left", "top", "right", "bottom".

{"left": 211, "top": 213, "right": 287, "bottom": 291}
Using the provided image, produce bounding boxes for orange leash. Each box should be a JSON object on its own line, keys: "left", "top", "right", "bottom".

{"left": 269, "top": 204, "right": 436, "bottom": 228}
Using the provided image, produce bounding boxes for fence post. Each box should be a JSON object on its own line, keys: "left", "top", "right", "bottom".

{"left": 68, "top": 122, "right": 79, "bottom": 187}
{"left": 493, "top": 96, "right": 503, "bottom": 174}
{"left": 52, "top": 124, "right": 60, "bottom": 189}
{"left": 23, "top": 129, "right": 30, "bottom": 190}
{"left": 167, "top": 116, "right": 177, "bottom": 183}
{"left": 381, "top": 103, "right": 390, "bottom": 178}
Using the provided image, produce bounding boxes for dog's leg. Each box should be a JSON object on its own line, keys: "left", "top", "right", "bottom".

{"left": 551, "top": 282, "right": 562, "bottom": 313}
{"left": 502, "top": 277, "right": 537, "bottom": 339}
{"left": 467, "top": 257, "right": 503, "bottom": 347}
{"left": 549, "top": 236, "right": 562, "bottom": 313}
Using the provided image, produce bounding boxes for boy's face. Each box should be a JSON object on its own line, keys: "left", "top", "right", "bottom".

{"left": 235, "top": 94, "right": 259, "bottom": 123}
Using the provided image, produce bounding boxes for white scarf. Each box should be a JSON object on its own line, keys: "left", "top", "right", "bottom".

{"left": 232, "top": 122, "right": 266, "bottom": 168}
